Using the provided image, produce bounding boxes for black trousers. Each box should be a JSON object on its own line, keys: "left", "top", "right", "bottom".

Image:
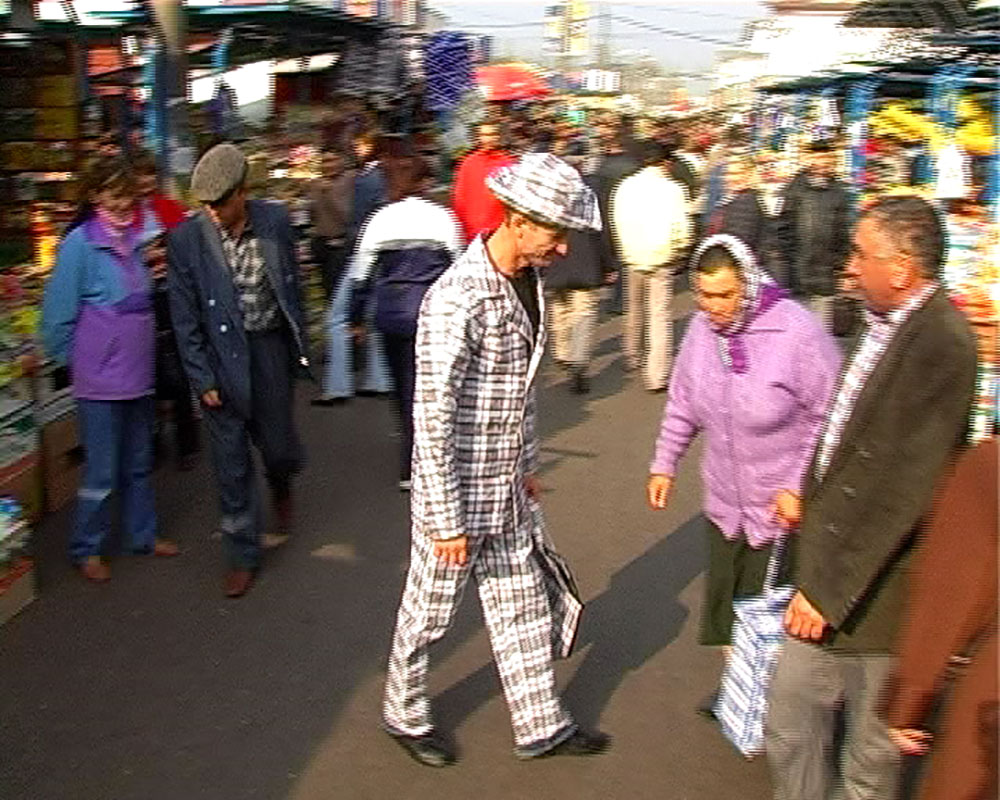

{"left": 156, "top": 346, "right": 199, "bottom": 459}
{"left": 204, "top": 329, "right": 303, "bottom": 569}
{"left": 311, "top": 238, "right": 348, "bottom": 304}
{"left": 382, "top": 333, "right": 416, "bottom": 482}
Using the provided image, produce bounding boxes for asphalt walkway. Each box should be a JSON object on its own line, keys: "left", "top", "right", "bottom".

{"left": 1, "top": 296, "right": 774, "bottom": 800}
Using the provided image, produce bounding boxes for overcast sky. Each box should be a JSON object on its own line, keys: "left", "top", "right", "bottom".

{"left": 432, "top": 0, "right": 767, "bottom": 78}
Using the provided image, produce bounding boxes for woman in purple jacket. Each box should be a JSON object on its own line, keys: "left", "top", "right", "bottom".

{"left": 646, "top": 233, "right": 841, "bottom": 711}
{"left": 42, "top": 158, "right": 179, "bottom": 583}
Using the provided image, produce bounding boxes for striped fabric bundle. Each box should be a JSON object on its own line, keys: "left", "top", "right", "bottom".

{"left": 715, "top": 542, "right": 795, "bottom": 759}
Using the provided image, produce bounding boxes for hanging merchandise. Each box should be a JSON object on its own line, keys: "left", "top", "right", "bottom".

{"left": 371, "top": 28, "right": 405, "bottom": 103}
{"left": 424, "top": 32, "right": 474, "bottom": 113}
{"left": 337, "top": 39, "right": 378, "bottom": 98}
{"left": 816, "top": 88, "right": 840, "bottom": 141}
{"left": 935, "top": 141, "right": 971, "bottom": 200}
{"left": 845, "top": 78, "right": 881, "bottom": 207}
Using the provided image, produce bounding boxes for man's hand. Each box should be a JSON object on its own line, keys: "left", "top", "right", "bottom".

{"left": 201, "top": 389, "right": 222, "bottom": 408}
{"left": 888, "top": 728, "right": 932, "bottom": 757}
{"left": 770, "top": 490, "right": 802, "bottom": 530}
{"left": 784, "top": 591, "right": 828, "bottom": 641}
{"left": 524, "top": 473, "right": 542, "bottom": 501}
{"left": 433, "top": 536, "right": 468, "bottom": 567}
{"left": 647, "top": 474, "right": 674, "bottom": 510}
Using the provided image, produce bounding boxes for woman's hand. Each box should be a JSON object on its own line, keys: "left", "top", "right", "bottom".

{"left": 647, "top": 474, "right": 674, "bottom": 510}
{"left": 770, "top": 490, "right": 802, "bottom": 530}
{"left": 889, "top": 728, "right": 932, "bottom": 757}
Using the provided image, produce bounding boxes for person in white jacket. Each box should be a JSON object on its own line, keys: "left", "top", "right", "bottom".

{"left": 611, "top": 139, "right": 691, "bottom": 391}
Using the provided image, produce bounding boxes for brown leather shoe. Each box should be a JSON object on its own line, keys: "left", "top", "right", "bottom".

{"left": 153, "top": 538, "right": 180, "bottom": 557}
{"left": 224, "top": 569, "right": 255, "bottom": 598}
{"left": 79, "top": 556, "right": 111, "bottom": 583}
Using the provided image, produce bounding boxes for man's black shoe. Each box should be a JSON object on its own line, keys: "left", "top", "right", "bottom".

{"left": 528, "top": 729, "right": 611, "bottom": 760}
{"left": 311, "top": 396, "right": 349, "bottom": 407}
{"left": 697, "top": 690, "right": 720, "bottom": 720}
{"left": 386, "top": 731, "right": 456, "bottom": 768}
{"left": 570, "top": 368, "right": 590, "bottom": 395}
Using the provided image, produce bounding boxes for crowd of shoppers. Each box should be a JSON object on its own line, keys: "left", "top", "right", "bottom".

{"left": 36, "top": 105, "right": 996, "bottom": 798}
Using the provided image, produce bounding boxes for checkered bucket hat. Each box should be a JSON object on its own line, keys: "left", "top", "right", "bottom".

{"left": 486, "top": 153, "right": 601, "bottom": 232}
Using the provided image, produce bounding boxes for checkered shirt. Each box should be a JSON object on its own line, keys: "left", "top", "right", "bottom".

{"left": 486, "top": 153, "right": 601, "bottom": 232}
{"left": 815, "top": 282, "right": 939, "bottom": 478}
{"left": 219, "top": 220, "right": 280, "bottom": 332}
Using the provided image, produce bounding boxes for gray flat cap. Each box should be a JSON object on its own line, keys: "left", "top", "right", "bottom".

{"left": 190, "top": 143, "right": 248, "bottom": 203}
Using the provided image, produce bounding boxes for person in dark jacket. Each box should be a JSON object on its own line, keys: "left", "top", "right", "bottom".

{"left": 765, "top": 195, "right": 977, "bottom": 800}
{"left": 134, "top": 152, "right": 200, "bottom": 472}
{"left": 346, "top": 156, "right": 461, "bottom": 490}
{"left": 707, "top": 158, "right": 768, "bottom": 260}
{"left": 349, "top": 130, "right": 387, "bottom": 243}
{"left": 591, "top": 118, "right": 639, "bottom": 315}
{"left": 545, "top": 168, "right": 614, "bottom": 394}
{"left": 168, "top": 143, "right": 309, "bottom": 599}
{"left": 776, "top": 140, "right": 852, "bottom": 329}
{"left": 316, "top": 132, "right": 393, "bottom": 404}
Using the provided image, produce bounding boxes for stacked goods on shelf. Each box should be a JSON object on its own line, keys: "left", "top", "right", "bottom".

{"left": 0, "top": 498, "right": 35, "bottom": 626}
{"left": 0, "top": 260, "right": 80, "bottom": 518}
{"left": 0, "top": 274, "right": 43, "bottom": 524}
{"left": 0, "top": 37, "right": 82, "bottom": 276}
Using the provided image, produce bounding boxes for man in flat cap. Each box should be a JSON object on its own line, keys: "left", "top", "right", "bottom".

{"left": 168, "top": 143, "right": 308, "bottom": 598}
{"left": 382, "top": 153, "right": 611, "bottom": 766}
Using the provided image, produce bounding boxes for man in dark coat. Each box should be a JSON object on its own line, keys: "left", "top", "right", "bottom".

{"left": 776, "top": 140, "right": 851, "bottom": 328}
{"left": 765, "top": 195, "right": 977, "bottom": 800}
{"left": 545, "top": 168, "right": 615, "bottom": 394}
{"left": 168, "top": 143, "right": 309, "bottom": 598}
{"left": 708, "top": 158, "right": 768, "bottom": 260}
{"left": 591, "top": 116, "right": 639, "bottom": 314}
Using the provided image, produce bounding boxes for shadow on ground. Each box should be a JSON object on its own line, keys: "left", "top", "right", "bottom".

{"left": 434, "top": 515, "right": 704, "bottom": 736}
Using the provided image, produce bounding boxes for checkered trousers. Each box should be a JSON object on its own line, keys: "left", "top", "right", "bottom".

{"left": 383, "top": 507, "right": 577, "bottom": 751}
{"left": 383, "top": 236, "right": 581, "bottom": 752}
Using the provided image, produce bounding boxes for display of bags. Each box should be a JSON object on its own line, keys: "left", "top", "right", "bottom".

{"left": 715, "top": 539, "right": 794, "bottom": 759}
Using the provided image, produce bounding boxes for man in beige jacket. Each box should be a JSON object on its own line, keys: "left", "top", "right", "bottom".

{"left": 611, "top": 139, "right": 691, "bottom": 391}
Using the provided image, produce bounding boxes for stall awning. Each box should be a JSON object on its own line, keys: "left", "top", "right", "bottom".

{"left": 843, "top": 0, "right": 1000, "bottom": 32}
{"left": 89, "top": 1, "right": 388, "bottom": 69}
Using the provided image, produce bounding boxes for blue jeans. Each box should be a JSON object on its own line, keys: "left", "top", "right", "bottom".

{"left": 322, "top": 270, "right": 392, "bottom": 397}
{"left": 71, "top": 397, "right": 157, "bottom": 562}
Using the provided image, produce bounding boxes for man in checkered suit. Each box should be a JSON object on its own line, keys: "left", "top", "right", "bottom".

{"left": 382, "top": 154, "right": 612, "bottom": 767}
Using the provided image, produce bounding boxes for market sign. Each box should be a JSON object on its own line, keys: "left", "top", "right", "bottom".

{"left": 344, "top": 0, "right": 376, "bottom": 17}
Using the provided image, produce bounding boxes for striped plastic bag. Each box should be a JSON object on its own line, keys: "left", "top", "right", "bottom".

{"left": 715, "top": 540, "right": 794, "bottom": 759}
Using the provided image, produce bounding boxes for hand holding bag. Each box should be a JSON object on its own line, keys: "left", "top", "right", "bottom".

{"left": 715, "top": 537, "right": 795, "bottom": 759}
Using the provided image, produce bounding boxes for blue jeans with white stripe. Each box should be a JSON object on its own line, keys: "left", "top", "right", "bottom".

{"left": 322, "top": 269, "right": 392, "bottom": 398}
{"left": 71, "top": 397, "right": 157, "bottom": 562}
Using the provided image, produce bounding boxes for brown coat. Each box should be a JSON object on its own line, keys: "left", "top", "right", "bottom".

{"left": 885, "top": 437, "right": 999, "bottom": 800}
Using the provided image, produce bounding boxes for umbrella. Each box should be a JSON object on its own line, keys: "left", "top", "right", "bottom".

{"left": 475, "top": 64, "right": 551, "bottom": 102}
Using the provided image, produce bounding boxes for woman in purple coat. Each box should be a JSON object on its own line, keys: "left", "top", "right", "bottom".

{"left": 646, "top": 233, "right": 841, "bottom": 711}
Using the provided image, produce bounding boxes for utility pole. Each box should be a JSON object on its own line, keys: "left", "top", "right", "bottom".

{"left": 598, "top": 0, "right": 611, "bottom": 68}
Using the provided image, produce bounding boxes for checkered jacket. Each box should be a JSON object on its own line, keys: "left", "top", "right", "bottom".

{"left": 411, "top": 235, "right": 546, "bottom": 542}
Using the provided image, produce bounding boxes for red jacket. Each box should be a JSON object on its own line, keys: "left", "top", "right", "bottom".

{"left": 150, "top": 193, "right": 187, "bottom": 230}
{"left": 451, "top": 149, "right": 514, "bottom": 244}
